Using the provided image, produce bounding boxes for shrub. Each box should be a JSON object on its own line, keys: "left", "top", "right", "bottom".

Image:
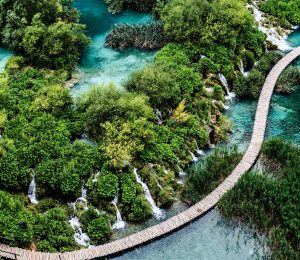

{"left": 219, "top": 139, "right": 300, "bottom": 258}
{"left": 128, "top": 195, "right": 152, "bottom": 222}
{"left": 121, "top": 174, "right": 137, "bottom": 205}
{"left": 105, "top": 23, "right": 165, "bottom": 51}
{"left": 158, "top": 187, "right": 175, "bottom": 207}
{"left": 184, "top": 146, "right": 242, "bottom": 203}
{"left": 96, "top": 173, "right": 118, "bottom": 200}
{"left": 87, "top": 216, "right": 112, "bottom": 244}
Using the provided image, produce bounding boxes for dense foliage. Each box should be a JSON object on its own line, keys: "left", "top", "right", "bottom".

{"left": 1, "top": 0, "right": 297, "bottom": 253}
{"left": 261, "top": 0, "right": 300, "bottom": 28}
{"left": 104, "top": 0, "right": 166, "bottom": 13}
{"left": 219, "top": 139, "right": 300, "bottom": 258}
{"left": 105, "top": 23, "right": 165, "bottom": 50}
{"left": 0, "top": 0, "right": 90, "bottom": 70}
{"left": 234, "top": 51, "right": 300, "bottom": 98}
{"left": 183, "top": 147, "right": 242, "bottom": 203}
{"left": 0, "top": 191, "right": 76, "bottom": 252}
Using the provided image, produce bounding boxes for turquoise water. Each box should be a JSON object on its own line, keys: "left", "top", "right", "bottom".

{"left": 114, "top": 210, "right": 268, "bottom": 260}
{"left": 112, "top": 32, "right": 300, "bottom": 260}
{"left": 0, "top": 0, "right": 298, "bottom": 258}
{"left": 71, "top": 0, "right": 155, "bottom": 97}
{"left": 0, "top": 48, "right": 12, "bottom": 72}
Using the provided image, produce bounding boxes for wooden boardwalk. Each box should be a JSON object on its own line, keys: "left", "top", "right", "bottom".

{"left": 1, "top": 47, "right": 300, "bottom": 260}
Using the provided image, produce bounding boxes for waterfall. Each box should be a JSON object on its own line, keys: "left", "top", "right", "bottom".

{"left": 188, "top": 150, "right": 198, "bottom": 162}
{"left": 111, "top": 193, "right": 126, "bottom": 230}
{"left": 69, "top": 184, "right": 91, "bottom": 247}
{"left": 218, "top": 73, "right": 236, "bottom": 101}
{"left": 155, "top": 109, "right": 163, "bottom": 124}
{"left": 239, "top": 59, "right": 244, "bottom": 75}
{"left": 248, "top": 1, "right": 291, "bottom": 51}
{"left": 69, "top": 217, "right": 91, "bottom": 247}
{"left": 195, "top": 142, "right": 205, "bottom": 156}
{"left": 133, "top": 168, "right": 165, "bottom": 220}
{"left": 239, "top": 59, "right": 249, "bottom": 77}
{"left": 156, "top": 179, "right": 162, "bottom": 189}
{"left": 177, "top": 167, "right": 186, "bottom": 184}
{"left": 77, "top": 185, "right": 88, "bottom": 209}
{"left": 28, "top": 170, "right": 38, "bottom": 204}
{"left": 92, "top": 171, "right": 100, "bottom": 183}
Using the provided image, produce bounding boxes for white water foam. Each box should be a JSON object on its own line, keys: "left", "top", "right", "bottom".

{"left": 248, "top": 1, "right": 292, "bottom": 51}
{"left": 28, "top": 170, "right": 38, "bottom": 204}
{"left": 218, "top": 73, "right": 236, "bottom": 101}
{"left": 69, "top": 184, "right": 91, "bottom": 247}
{"left": 69, "top": 217, "right": 91, "bottom": 247}
{"left": 111, "top": 193, "right": 126, "bottom": 230}
{"left": 133, "top": 168, "right": 165, "bottom": 220}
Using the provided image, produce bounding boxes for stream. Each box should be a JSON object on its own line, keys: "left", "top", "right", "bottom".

{"left": 0, "top": 0, "right": 299, "bottom": 259}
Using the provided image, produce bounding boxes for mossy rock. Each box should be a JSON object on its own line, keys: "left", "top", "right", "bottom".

{"left": 36, "top": 198, "right": 58, "bottom": 213}
{"left": 158, "top": 187, "right": 175, "bottom": 208}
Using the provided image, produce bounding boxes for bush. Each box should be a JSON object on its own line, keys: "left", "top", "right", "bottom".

{"left": 234, "top": 69, "right": 265, "bottom": 98}
{"left": 234, "top": 51, "right": 284, "bottom": 98}
{"left": 219, "top": 139, "right": 300, "bottom": 258}
{"left": 125, "top": 63, "right": 181, "bottom": 109}
{"left": 96, "top": 173, "right": 118, "bottom": 200}
{"left": 276, "top": 66, "right": 300, "bottom": 93}
{"left": 158, "top": 187, "right": 175, "bottom": 207}
{"left": 198, "top": 57, "right": 219, "bottom": 77}
{"left": 214, "top": 85, "right": 224, "bottom": 102}
{"left": 105, "top": 0, "right": 161, "bottom": 13}
{"left": 87, "top": 216, "right": 112, "bottom": 244}
{"left": 184, "top": 146, "right": 242, "bottom": 203}
{"left": 79, "top": 207, "right": 100, "bottom": 229}
{"left": 121, "top": 174, "right": 137, "bottom": 205}
{"left": 128, "top": 195, "right": 152, "bottom": 222}
{"left": 0, "top": 1, "right": 90, "bottom": 70}
{"left": 154, "top": 43, "right": 190, "bottom": 66}
{"left": 34, "top": 208, "right": 76, "bottom": 252}
{"left": 105, "top": 23, "right": 165, "bottom": 51}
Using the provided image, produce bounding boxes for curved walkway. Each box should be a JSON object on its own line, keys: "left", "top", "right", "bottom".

{"left": 1, "top": 47, "right": 300, "bottom": 260}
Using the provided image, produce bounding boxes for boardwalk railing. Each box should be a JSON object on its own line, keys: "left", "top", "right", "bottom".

{"left": 1, "top": 47, "right": 300, "bottom": 260}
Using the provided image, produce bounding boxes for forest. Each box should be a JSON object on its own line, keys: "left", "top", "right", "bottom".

{"left": 0, "top": 0, "right": 299, "bottom": 256}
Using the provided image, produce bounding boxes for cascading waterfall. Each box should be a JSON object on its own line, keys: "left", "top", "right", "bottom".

{"left": 155, "top": 109, "right": 163, "bottom": 125}
{"left": 213, "top": 99, "right": 230, "bottom": 110}
{"left": 156, "top": 179, "right": 162, "bottom": 189}
{"left": 92, "top": 171, "right": 100, "bottom": 183}
{"left": 69, "top": 184, "right": 91, "bottom": 247}
{"left": 69, "top": 217, "right": 91, "bottom": 247}
{"left": 195, "top": 142, "right": 205, "bottom": 156}
{"left": 239, "top": 59, "right": 249, "bottom": 77}
{"left": 239, "top": 59, "right": 245, "bottom": 75}
{"left": 111, "top": 193, "right": 126, "bottom": 230}
{"left": 248, "top": 1, "right": 291, "bottom": 51}
{"left": 28, "top": 169, "right": 38, "bottom": 204}
{"left": 218, "top": 73, "right": 236, "bottom": 101}
{"left": 177, "top": 167, "right": 187, "bottom": 184}
{"left": 133, "top": 168, "right": 165, "bottom": 220}
{"left": 188, "top": 149, "right": 198, "bottom": 162}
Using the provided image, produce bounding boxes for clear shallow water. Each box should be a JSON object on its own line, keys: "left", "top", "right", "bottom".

{"left": 113, "top": 210, "right": 268, "bottom": 260}
{"left": 71, "top": 0, "right": 156, "bottom": 97}
{"left": 0, "top": 48, "right": 12, "bottom": 72}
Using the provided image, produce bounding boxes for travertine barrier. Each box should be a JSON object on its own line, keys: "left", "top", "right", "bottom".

{"left": 1, "top": 46, "right": 300, "bottom": 260}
